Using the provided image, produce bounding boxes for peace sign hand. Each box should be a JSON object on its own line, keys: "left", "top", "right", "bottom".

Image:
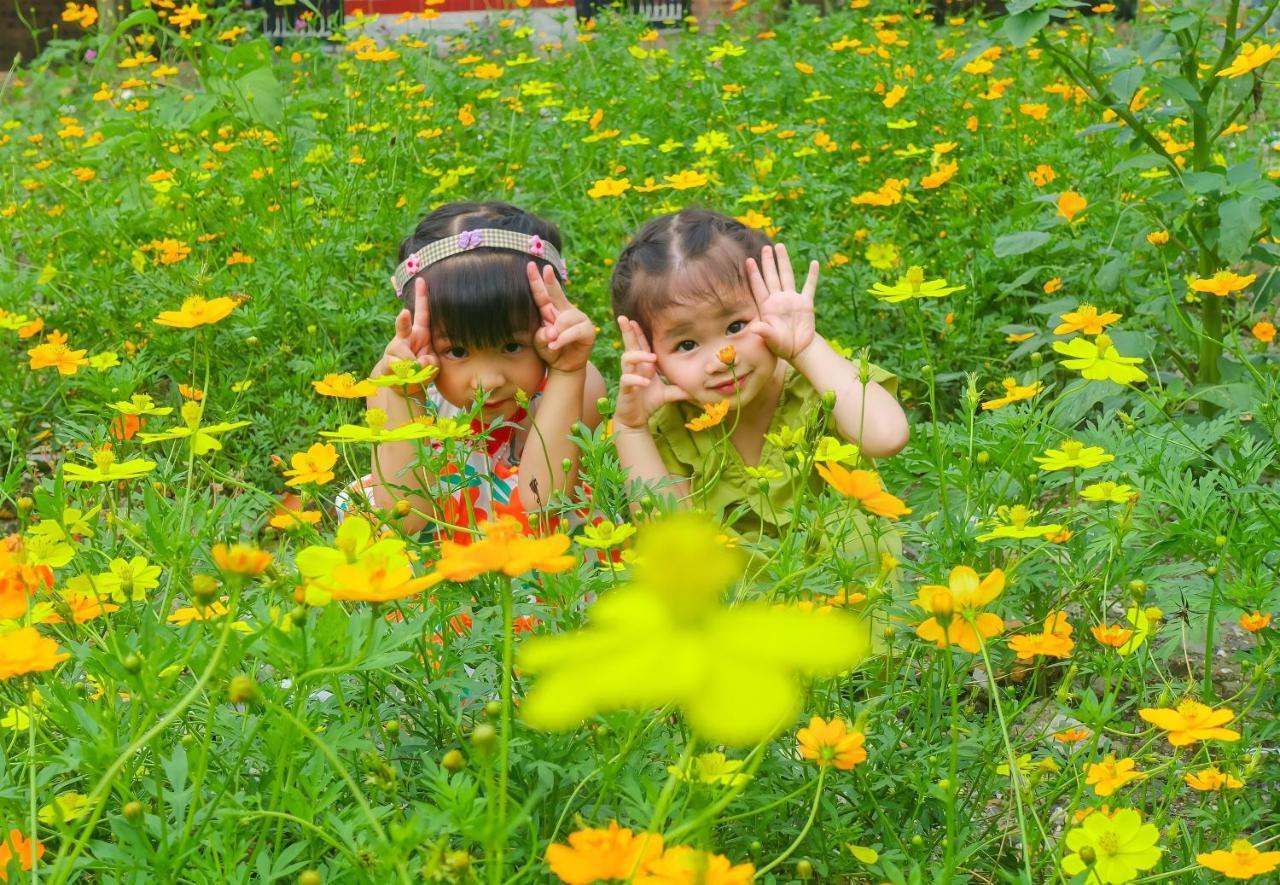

{"left": 530, "top": 262, "right": 595, "bottom": 374}
{"left": 614, "top": 316, "right": 689, "bottom": 432}
{"left": 745, "top": 243, "right": 818, "bottom": 362}
{"left": 373, "top": 277, "right": 440, "bottom": 392}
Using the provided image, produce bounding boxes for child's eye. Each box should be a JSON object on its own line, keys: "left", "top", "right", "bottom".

{"left": 502, "top": 342, "right": 524, "bottom": 354}
{"left": 445, "top": 346, "right": 468, "bottom": 359}
{"left": 727, "top": 320, "right": 748, "bottom": 335}
{"left": 675, "top": 340, "right": 697, "bottom": 353}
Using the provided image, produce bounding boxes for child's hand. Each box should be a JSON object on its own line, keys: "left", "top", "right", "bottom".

{"left": 373, "top": 277, "right": 439, "bottom": 391}
{"left": 614, "top": 316, "right": 689, "bottom": 431}
{"left": 746, "top": 243, "right": 818, "bottom": 362}
{"left": 530, "top": 262, "right": 595, "bottom": 374}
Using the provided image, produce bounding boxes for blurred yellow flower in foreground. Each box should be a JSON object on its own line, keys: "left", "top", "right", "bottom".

{"left": 519, "top": 514, "right": 869, "bottom": 746}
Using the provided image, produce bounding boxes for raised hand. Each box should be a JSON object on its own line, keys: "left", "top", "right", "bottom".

{"left": 614, "top": 316, "right": 689, "bottom": 431}
{"left": 373, "top": 277, "right": 439, "bottom": 386}
{"left": 530, "top": 262, "right": 595, "bottom": 374}
{"left": 745, "top": 243, "right": 818, "bottom": 362}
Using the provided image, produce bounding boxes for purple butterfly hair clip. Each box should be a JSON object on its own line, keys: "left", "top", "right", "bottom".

{"left": 457, "top": 230, "right": 483, "bottom": 250}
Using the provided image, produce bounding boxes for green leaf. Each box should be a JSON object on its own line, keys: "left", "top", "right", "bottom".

{"left": 1094, "top": 256, "right": 1127, "bottom": 294}
{"left": 1001, "top": 9, "right": 1050, "bottom": 46}
{"left": 993, "top": 231, "right": 1052, "bottom": 257}
{"left": 1109, "top": 67, "right": 1144, "bottom": 104}
{"left": 1218, "top": 196, "right": 1262, "bottom": 263}
{"left": 1159, "top": 76, "right": 1205, "bottom": 114}
{"left": 1182, "top": 172, "right": 1225, "bottom": 195}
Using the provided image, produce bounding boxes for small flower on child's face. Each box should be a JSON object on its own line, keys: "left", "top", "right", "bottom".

{"left": 717, "top": 345, "right": 736, "bottom": 366}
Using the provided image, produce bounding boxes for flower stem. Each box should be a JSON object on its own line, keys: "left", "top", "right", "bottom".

{"left": 755, "top": 766, "right": 826, "bottom": 878}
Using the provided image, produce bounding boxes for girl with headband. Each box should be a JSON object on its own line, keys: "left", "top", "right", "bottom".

{"left": 359, "top": 201, "right": 605, "bottom": 537}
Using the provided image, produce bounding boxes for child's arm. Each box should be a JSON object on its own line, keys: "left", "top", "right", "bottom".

{"left": 520, "top": 263, "right": 601, "bottom": 511}
{"left": 746, "top": 244, "right": 909, "bottom": 460}
{"left": 368, "top": 279, "right": 441, "bottom": 535}
{"left": 613, "top": 316, "right": 691, "bottom": 499}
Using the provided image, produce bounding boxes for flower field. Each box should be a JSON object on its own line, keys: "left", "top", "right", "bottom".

{"left": 2, "top": 0, "right": 1279, "bottom": 881}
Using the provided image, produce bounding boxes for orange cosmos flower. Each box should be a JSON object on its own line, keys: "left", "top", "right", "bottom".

{"left": 1251, "top": 321, "right": 1276, "bottom": 343}
{"left": 212, "top": 543, "right": 272, "bottom": 577}
{"left": 1139, "top": 700, "right": 1240, "bottom": 746}
{"left": 815, "top": 462, "right": 910, "bottom": 519}
{"left": 282, "top": 443, "right": 338, "bottom": 487}
{"left": 427, "top": 517, "right": 574, "bottom": 585}
{"left": 796, "top": 715, "right": 867, "bottom": 770}
{"left": 1084, "top": 754, "right": 1145, "bottom": 797}
{"left": 27, "top": 337, "right": 89, "bottom": 375}
{"left": 1197, "top": 840, "right": 1280, "bottom": 880}
{"left": 154, "top": 295, "right": 238, "bottom": 328}
{"left": 545, "top": 821, "right": 664, "bottom": 884}
{"left": 1184, "top": 766, "right": 1243, "bottom": 792}
{"left": 1146, "top": 229, "right": 1170, "bottom": 245}
{"left": 685, "top": 400, "right": 730, "bottom": 431}
{"left": 1090, "top": 623, "right": 1133, "bottom": 648}
{"left": 0, "top": 627, "right": 70, "bottom": 679}
{"left": 1007, "top": 610, "right": 1074, "bottom": 660}
{"left": 0, "top": 829, "right": 44, "bottom": 879}
{"left": 44, "top": 591, "right": 119, "bottom": 624}
{"left": 913, "top": 566, "right": 1005, "bottom": 653}
{"left": 1239, "top": 611, "right": 1271, "bottom": 632}
{"left": 1054, "top": 727, "right": 1091, "bottom": 744}
{"left": 635, "top": 845, "right": 755, "bottom": 884}
{"left": 1056, "top": 191, "right": 1087, "bottom": 223}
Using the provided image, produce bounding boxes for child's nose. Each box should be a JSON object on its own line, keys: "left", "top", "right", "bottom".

{"left": 474, "top": 365, "right": 505, "bottom": 393}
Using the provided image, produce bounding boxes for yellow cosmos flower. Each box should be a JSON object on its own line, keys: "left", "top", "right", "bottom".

{"left": 1034, "top": 439, "right": 1114, "bottom": 471}
{"left": 1197, "top": 840, "right": 1280, "bottom": 880}
{"left": 636, "top": 846, "right": 754, "bottom": 884}
{"left": 1061, "top": 808, "right": 1161, "bottom": 883}
{"left": 1215, "top": 42, "right": 1280, "bottom": 78}
{"left": 587, "top": 177, "right": 631, "bottom": 199}
{"left": 663, "top": 170, "right": 709, "bottom": 190}
{"left": 138, "top": 401, "right": 250, "bottom": 455}
{"left": 1188, "top": 270, "right": 1257, "bottom": 297}
{"left": 63, "top": 447, "right": 156, "bottom": 483}
{"left": 312, "top": 372, "right": 377, "bottom": 398}
{"left": 519, "top": 514, "right": 870, "bottom": 747}
{"left": 1139, "top": 700, "right": 1240, "bottom": 746}
{"left": 976, "top": 504, "right": 1063, "bottom": 541}
{"left": 913, "top": 566, "right": 1005, "bottom": 653}
{"left": 868, "top": 266, "right": 965, "bottom": 303}
{"left": 1055, "top": 304, "right": 1121, "bottom": 336}
{"left": 1080, "top": 481, "right": 1138, "bottom": 504}
{"left": 1085, "top": 755, "right": 1145, "bottom": 797}
{"left": 981, "top": 377, "right": 1043, "bottom": 410}
{"left": 1184, "top": 766, "right": 1244, "bottom": 792}
{"left": 282, "top": 443, "right": 338, "bottom": 487}
{"left": 667, "top": 751, "right": 750, "bottom": 787}
{"left": 1053, "top": 334, "right": 1147, "bottom": 385}
{"left": 154, "top": 295, "right": 237, "bottom": 329}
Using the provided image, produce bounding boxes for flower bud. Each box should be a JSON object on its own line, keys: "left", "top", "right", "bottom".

{"left": 298, "top": 871, "right": 323, "bottom": 885}
{"left": 16, "top": 496, "right": 34, "bottom": 514}
{"left": 1127, "top": 579, "right": 1146, "bottom": 602}
{"left": 795, "top": 859, "right": 813, "bottom": 879}
{"left": 976, "top": 451, "right": 989, "bottom": 465}
{"left": 485, "top": 700, "right": 502, "bottom": 719}
{"left": 392, "top": 500, "right": 411, "bottom": 518}
{"left": 930, "top": 590, "right": 954, "bottom": 625}
{"left": 228, "top": 673, "right": 259, "bottom": 706}
{"left": 1078, "top": 846, "right": 1097, "bottom": 866}
{"left": 123, "top": 800, "right": 144, "bottom": 821}
{"left": 1206, "top": 565, "right": 1218, "bottom": 577}
{"left": 441, "top": 749, "right": 465, "bottom": 772}
{"left": 123, "top": 653, "right": 142, "bottom": 673}
{"left": 1214, "top": 535, "right": 1227, "bottom": 548}
{"left": 383, "top": 719, "right": 400, "bottom": 738}
{"left": 1029, "top": 352, "right": 1043, "bottom": 365}
{"left": 192, "top": 574, "right": 219, "bottom": 605}
{"left": 596, "top": 397, "right": 614, "bottom": 418}
{"left": 470, "top": 722, "right": 497, "bottom": 752}
{"left": 245, "top": 335, "right": 259, "bottom": 348}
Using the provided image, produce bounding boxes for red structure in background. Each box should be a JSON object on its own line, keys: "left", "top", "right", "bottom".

{"left": 344, "top": 0, "right": 565, "bottom": 15}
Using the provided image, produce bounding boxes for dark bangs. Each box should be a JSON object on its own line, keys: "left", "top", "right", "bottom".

{"left": 611, "top": 209, "right": 772, "bottom": 337}
{"left": 394, "top": 200, "right": 564, "bottom": 350}
{"left": 418, "top": 251, "right": 544, "bottom": 350}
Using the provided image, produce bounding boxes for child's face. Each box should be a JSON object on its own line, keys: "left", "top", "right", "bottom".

{"left": 431, "top": 328, "right": 546, "bottom": 421}
{"left": 648, "top": 288, "right": 779, "bottom": 410}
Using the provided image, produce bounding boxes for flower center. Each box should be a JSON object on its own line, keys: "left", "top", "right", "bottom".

{"left": 1097, "top": 832, "right": 1120, "bottom": 856}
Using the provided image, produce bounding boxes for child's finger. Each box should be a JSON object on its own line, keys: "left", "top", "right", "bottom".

{"left": 394, "top": 308, "right": 412, "bottom": 340}
{"left": 760, "top": 245, "right": 782, "bottom": 293}
{"left": 631, "top": 319, "right": 655, "bottom": 355}
{"left": 619, "top": 373, "right": 652, "bottom": 390}
{"left": 543, "top": 264, "right": 572, "bottom": 312}
{"left": 413, "top": 278, "right": 430, "bottom": 339}
{"left": 747, "top": 320, "right": 777, "bottom": 346}
{"left": 802, "top": 260, "right": 820, "bottom": 302}
{"left": 745, "top": 257, "right": 770, "bottom": 304}
{"left": 617, "top": 316, "right": 636, "bottom": 351}
{"left": 550, "top": 323, "right": 592, "bottom": 352}
{"left": 775, "top": 243, "right": 796, "bottom": 293}
{"left": 660, "top": 383, "right": 690, "bottom": 404}
{"left": 528, "top": 262, "right": 558, "bottom": 326}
